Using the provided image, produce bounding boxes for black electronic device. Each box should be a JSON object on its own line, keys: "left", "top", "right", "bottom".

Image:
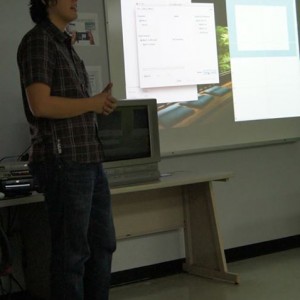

{"left": 0, "top": 161, "right": 36, "bottom": 197}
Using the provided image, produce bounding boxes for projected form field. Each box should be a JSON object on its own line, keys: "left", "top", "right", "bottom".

{"left": 226, "top": 0, "right": 300, "bottom": 121}
{"left": 235, "top": 5, "right": 289, "bottom": 52}
{"left": 135, "top": 4, "right": 219, "bottom": 88}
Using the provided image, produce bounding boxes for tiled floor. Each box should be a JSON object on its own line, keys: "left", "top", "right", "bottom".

{"left": 110, "top": 248, "right": 300, "bottom": 300}
{"left": 2, "top": 248, "right": 299, "bottom": 299}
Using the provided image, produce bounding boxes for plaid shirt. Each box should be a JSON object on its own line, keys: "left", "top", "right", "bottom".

{"left": 17, "top": 20, "right": 102, "bottom": 163}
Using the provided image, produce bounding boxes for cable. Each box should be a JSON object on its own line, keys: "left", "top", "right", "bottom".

{"left": 0, "top": 278, "right": 8, "bottom": 296}
{"left": 17, "top": 145, "right": 31, "bottom": 161}
{"left": 0, "top": 275, "right": 24, "bottom": 297}
{"left": 0, "top": 144, "right": 31, "bottom": 163}
{"left": 0, "top": 220, "right": 24, "bottom": 296}
{"left": 0, "top": 156, "right": 18, "bottom": 163}
{"left": 0, "top": 225, "right": 12, "bottom": 277}
{"left": 6, "top": 207, "right": 18, "bottom": 238}
{"left": 9, "top": 274, "right": 24, "bottom": 291}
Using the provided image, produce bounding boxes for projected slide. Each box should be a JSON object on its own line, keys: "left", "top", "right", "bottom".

{"left": 119, "top": 0, "right": 233, "bottom": 129}
{"left": 113, "top": 0, "right": 300, "bottom": 131}
{"left": 226, "top": 0, "right": 300, "bottom": 121}
{"left": 121, "top": 0, "right": 221, "bottom": 105}
{"left": 135, "top": 4, "right": 219, "bottom": 88}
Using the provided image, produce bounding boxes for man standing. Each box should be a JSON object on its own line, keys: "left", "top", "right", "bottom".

{"left": 17, "top": 1, "right": 117, "bottom": 299}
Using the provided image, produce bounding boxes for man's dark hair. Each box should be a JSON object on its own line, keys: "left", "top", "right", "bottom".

{"left": 29, "top": 0, "right": 57, "bottom": 24}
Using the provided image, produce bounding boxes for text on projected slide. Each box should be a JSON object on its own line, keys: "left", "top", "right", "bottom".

{"left": 135, "top": 3, "right": 219, "bottom": 88}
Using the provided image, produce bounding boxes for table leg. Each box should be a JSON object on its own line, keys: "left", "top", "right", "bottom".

{"left": 182, "top": 182, "right": 239, "bottom": 284}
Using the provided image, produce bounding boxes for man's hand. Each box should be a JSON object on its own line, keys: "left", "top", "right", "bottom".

{"left": 102, "top": 95, "right": 117, "bottom": 115}
{"left": 102, "top": 83, "right": 117, "bottom": 115}
{"left": 92, "top": 83, "right": 118, "bottom": 115}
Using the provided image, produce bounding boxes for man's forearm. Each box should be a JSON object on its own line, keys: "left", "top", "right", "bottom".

{"left": 29, "top": 95, "right": 97, "bottom": 119}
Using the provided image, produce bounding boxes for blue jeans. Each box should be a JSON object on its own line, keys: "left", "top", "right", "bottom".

{"left": 29, "top": 158, "right": 116, "bottom": 300}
